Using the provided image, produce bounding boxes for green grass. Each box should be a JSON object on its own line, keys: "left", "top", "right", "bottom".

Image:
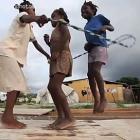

{"left": 70, "top": 103, "right": 93, "bottom": 109}
{"left": 116, "top": 102, "right": 127, "bottom": 108}
{"left": 18, "top": 103, "right": 93, "bottom": 109}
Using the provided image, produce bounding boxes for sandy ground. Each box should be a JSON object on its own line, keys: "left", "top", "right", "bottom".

{"left": 0, "top": 119, "right": 140, "bottom": 140}
{"left": 0, "top": 108, "right": 140, "bottom": 140}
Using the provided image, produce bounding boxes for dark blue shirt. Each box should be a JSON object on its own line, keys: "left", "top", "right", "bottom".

{"left": 84, "top": 14, "right": 110, "bottom": 47}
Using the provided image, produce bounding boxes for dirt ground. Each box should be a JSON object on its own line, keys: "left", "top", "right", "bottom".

{"left": 0, "top": 108, "right": 140, "bottom": 140}
{"left": 0, "top": 119, "right": 140, "bottom": 140}
{"left": 48, "top": 108, "right": 140, "bottom": 120}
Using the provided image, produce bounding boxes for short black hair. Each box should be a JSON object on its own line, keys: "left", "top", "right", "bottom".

{"left": 52, "top": 8, "right": 70, "bottom": 23}
{"left": 14, "top": 0, "right": 33, "bottom": 12}
{"left": 81, "top": 1, "right": 98, "bottom": 15}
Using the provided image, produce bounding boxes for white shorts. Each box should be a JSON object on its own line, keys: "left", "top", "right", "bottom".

{"left": 88, "top": 46, "right": 108, "bottom": 64}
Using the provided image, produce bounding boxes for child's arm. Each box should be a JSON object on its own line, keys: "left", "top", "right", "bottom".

{"left": 100, "top": 24, "right": 114, "bottom": 32}
{"left": 44, "top": 34, "right": 51, "bottom": 47}
{"left": 32, "top": 40, "right": 50, "bottom": 60}
{"left": 98, "top": 15, "right": 114, "bottom": 32}
{"left": 20, "top": 15, "right": 49, "bottom": 26}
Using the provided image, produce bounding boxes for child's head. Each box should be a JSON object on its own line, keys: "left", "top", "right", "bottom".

{"left": 81, "top": 1, "right": 98, "bottom": 20}
{"left": 51, "top": 8, "right": 69, "bottom": 27}
{"left": 14, "top": 0, "right": 35, "bottom": 16}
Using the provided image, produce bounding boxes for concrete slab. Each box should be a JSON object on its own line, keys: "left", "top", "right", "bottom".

{"left": 0, "top": 119, "right": 140, "bottom": 140}
{"left": 0, "top": 108, "right": 53, "bottom": 116}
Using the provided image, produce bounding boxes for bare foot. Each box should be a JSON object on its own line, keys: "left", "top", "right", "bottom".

{"left": 1, "top": 116, "right": 26, "bottom": 129}
{"left": 93, "top": 101, "right": 100, "bottom": 113}
{"left": 14, "top": 120, "right": 26, "bottom": 128}
{"left": 54, "top": 119, "right": 75, "bottom": 130}
{"left": 48, "top": 117, "right": 63, "bottom": 128}
{"left": 98, "top": 99, "right": 107, "bottom": 113}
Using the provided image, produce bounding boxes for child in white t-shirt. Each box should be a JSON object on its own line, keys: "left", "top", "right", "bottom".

{"left": 0, "top": 0, "right": 50, "bottom": 129}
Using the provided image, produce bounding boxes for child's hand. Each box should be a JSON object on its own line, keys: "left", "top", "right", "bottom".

{"left": 44, "top": 34, "right": 50, "bottom": 46}
{"left": 84, "top": 43, "right": 93, "bottom": 52}
{"left": 36, "top": 15, "right": 49, "bottom": 27}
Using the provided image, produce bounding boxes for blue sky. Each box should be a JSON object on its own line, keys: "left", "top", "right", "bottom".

{"left": 0, "top": 0, "right": 140, "bottom": 91}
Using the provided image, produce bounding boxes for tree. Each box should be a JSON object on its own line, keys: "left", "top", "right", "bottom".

{"left": 116, "top": 77, "right": 139, "bottom": 85}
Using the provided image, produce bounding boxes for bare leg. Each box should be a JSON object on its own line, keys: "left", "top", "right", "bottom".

{"left": 88, "top": 63, "right": 100, "bottom": 113}
{"left": 92, "top": 62, "right": 107, "bottom": 113}
{"left": 14, "top": 91, "right": 26, "bottom": 127}
{"left": 1, "top": 91, "right": 26, "bottom": 129}
{"left": 48, "top": 79, "right": 64, "bottom": 127}
{"left": 48, "top": 73, "right": 74, "bottom": 129}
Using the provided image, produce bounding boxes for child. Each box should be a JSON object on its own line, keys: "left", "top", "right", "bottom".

{"left": 0, "top": 0, "right": 50, "bottom": 129}
{"left": 81, "top": 1, "right": 114, "bottom": 113}
{"left": 44, "top": 8, "right": 74, "bottom": 130}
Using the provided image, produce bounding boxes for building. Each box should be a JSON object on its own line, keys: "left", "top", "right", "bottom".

{"left": 64, "top": 78, "right": 124, "bottom": 103}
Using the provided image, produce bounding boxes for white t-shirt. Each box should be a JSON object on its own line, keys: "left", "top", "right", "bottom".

{"left": 0, "top": 12, "right": 36, "bottom": 65}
